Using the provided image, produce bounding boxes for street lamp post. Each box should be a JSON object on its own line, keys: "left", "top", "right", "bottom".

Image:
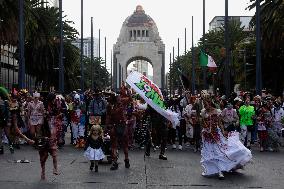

{"left": 191, "top": 16, "right": 195, "bottom": 93}
{"left": 91, "top": 17, "right": 94, "bottom": 90}
{"left": 18, "top": 0, "right": 25, "bottom": 89}
{"left": 59, "top": 0, "right": 64, "bottom": 93}
{"left": 80, "top": 0, "right": 84, "bottom": 91}
{"left": 224, "top": 0, "right": 230, "bottom": 97}
{"left": 256, "top": 0, "right": 262, "bottom": 95}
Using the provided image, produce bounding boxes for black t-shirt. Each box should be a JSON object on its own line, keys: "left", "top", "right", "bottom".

{"left": 85, "top": 136, "right": 103, "bottom": 150}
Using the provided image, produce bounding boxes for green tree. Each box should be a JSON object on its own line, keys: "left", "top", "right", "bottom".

{"left": 248, "top": 0, "right": 284, "bottom": 94}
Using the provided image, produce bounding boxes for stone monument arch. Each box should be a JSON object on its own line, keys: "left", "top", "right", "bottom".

{"left": 113, "top": 5, "right": 165, "bottom": 90}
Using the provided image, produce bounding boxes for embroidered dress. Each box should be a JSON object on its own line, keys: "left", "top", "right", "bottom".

{"left": 28, "top": 101, "right": 44, "bottom": 126}
{"left": 200, "top": 109, "right": 252, "bottom": 176}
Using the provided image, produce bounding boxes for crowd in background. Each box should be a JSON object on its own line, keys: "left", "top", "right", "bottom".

{"left": 0, "top": 85, "right": 284, "bottom": 179}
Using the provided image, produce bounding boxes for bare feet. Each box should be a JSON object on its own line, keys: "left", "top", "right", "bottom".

{"left": 53, "top": 169, "right": 59, "bottom": 175}
{"left": 41, "top": 173, "right": 46, "bottom": 180}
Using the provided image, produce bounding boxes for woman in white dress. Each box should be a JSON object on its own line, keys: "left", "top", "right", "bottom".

{"left": 200, "top": 94, "right": 252, "bottom": 179}
{"left": 27, "top": 92, "right": 45, "bottom": 139}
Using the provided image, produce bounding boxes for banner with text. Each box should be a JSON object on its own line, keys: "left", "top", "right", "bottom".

{"left": 126, "top": 71, "right": 179, "bottom": 127}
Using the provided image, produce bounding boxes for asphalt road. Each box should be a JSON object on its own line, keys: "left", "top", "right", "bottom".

{"left": 0, "top": 141, "right": 284, "bottom": 189}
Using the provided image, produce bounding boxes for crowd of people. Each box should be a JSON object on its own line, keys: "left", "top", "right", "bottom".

{"left": 0, "top": 85, "right": 284, "bottom": 180}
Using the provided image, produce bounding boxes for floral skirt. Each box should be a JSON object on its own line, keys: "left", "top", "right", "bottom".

{"left": 84, "top": 147, "right": 105, "bottom": 161}
{"left": 201, "top": 129, "right": 252, "bottom": 176}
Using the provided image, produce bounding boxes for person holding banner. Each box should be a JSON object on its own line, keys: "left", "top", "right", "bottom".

{"left": 145, "top": 106, "right": 168, "bottom": 160}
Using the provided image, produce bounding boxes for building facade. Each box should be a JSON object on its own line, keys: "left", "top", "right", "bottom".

{"left": 209, "top": 16, "right": 252, "bottom": 31}
{"left": 72, "top": 37, "right": 99, "bottom": 58}
{"left": 113, "top": 5, "right": 165, "bottom": 90}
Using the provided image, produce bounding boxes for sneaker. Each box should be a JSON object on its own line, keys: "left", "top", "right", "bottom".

{"left": 110, "top": 162, "right": 118, "bottom": 170}
{"left": 9, "top": 145, "right": 14, "bottom": 154}
{"left": 0, "top": 146, "right": 3, "bottom": 154}
{"left": 159, "top": 154, "right": 167, "bottom": 160}
{"left": 172, "top": 144, "right": 176, "bottom": 149}
{"left": 267, "top": 147, "right": 274, "bottom": 152}
{"left": 95, "top": 165, "right": 98, "bottom": 172}
{"left": 124, "top": 159, "right": 130, "bottom": 168}
{"left": 218, "top": 172, "right": 225, "bottom": 180}
{"left": 178, "top": 145, "right": 182, "bottom": 150}
{"left": 201, "top": 172, "right": 206, "bottom": 176}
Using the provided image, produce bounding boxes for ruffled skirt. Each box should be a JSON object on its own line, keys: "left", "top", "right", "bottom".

{"left": 84, "top": 147, "right": 105, "bottom": 161}
{"left": 201, "top": 130, "right": 252, "bottom": 176}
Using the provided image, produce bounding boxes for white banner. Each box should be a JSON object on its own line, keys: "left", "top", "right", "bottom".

{"left": 126, "top": 71, "right": 179, "bottom": 127}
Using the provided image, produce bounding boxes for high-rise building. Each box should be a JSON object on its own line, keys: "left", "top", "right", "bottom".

{"left": 209, "top": 16, "right": 252, "bottom": 31}
{"left": 72, "top": 37, "right": 99, "bottom": 58}
{"left": 48, "top": 0, "right": 59, "bottom": 7}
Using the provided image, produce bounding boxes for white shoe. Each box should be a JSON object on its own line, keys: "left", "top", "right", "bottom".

{"left": 178, "top": 145, "right": 182, "bottom": 150}
{"left": 218, "top": 172, "right": 225, "bottom": 180}
{"left": 172, "top": 144, "right": 176, "bottom": 149}
{"left": 201, "top": 172, "right": 206, "bottom": 176}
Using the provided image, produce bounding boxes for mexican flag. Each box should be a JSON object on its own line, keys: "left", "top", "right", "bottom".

{"left": 199, "top": 51, "right": 217, "bottom": 72}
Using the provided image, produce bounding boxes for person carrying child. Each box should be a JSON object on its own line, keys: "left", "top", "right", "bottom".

{"left": 84, "top": 125, "right": 105, "bottom": 172}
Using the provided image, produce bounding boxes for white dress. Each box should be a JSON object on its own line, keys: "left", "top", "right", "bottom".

{"left": 83, "top": 137, "right": 105, "bottom": 161}
{"left": 200, "top": 109, "right": 252, "bottom": 176}
{"left": 84, "top": 147, "right": 105, "bottom": 161}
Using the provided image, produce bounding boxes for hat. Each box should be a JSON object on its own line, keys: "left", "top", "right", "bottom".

{"left": 74, "top": 94, "right": 80, "bottom": 100}
{"left": 221, "top": 95, "right": 226, "bottom": 100}
{"left": 227, "top": 103, "right": 233, "bottom": 108}
{"left": 234, "top": 97, "right": 243, "bottom": 102}
{"left": 33, "top": 92, "right": 40, "bottom": 98}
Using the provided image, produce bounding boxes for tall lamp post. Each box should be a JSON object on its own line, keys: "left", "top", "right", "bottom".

{"left": 256, "top": 0, "right": 262, "bottom": 95}
{"left": 91, "top": 17, "right": 94, "bottom": 90}
{"left": 59, "top": 0, "right": 64, "bottom": 93}
{"left": 224, "top": 0, "right": 230, "bottom": 97}
{"left": 18, "top": 0, "right": 25, "bottom": 89}
{"left": 191, "top": 16, "right": 195, "bottom": 94}
{"left": 80, "top": 0, "right": 84, "bottom": 91}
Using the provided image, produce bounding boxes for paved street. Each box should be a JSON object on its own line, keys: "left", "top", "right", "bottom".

{"left": 0, "top": 141, "right": 284, "bottom": 189}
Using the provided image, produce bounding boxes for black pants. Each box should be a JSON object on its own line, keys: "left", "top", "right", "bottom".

{"left": 176, "top": 119, "right": 187, "bottom": 145}
{"left": 146, "top": 123, "right": 168, "bottom": 155}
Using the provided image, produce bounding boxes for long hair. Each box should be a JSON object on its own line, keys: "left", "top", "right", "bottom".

{"left": 89, "top": 125, "right": 103, "bottom": 137}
